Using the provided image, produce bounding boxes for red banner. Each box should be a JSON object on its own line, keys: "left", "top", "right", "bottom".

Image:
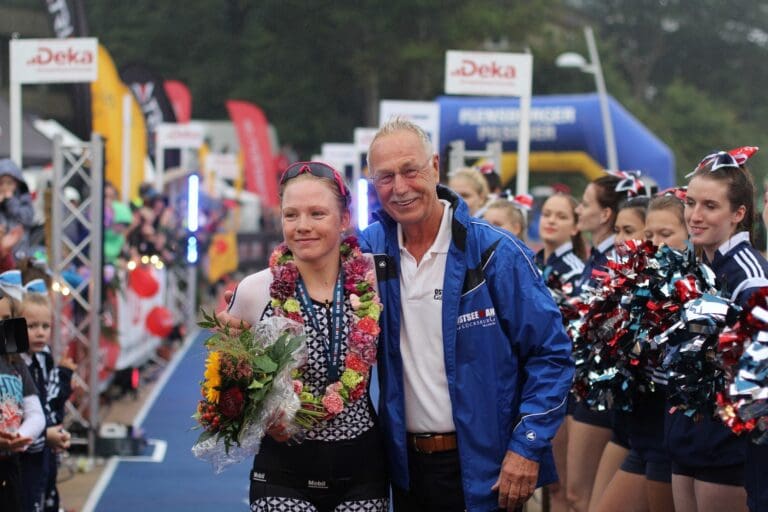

{"left": 226, "top": 100, "right": 277, "bottom": 207}
{"left": 164, "top": 80, "right": 192, "bottom": 123}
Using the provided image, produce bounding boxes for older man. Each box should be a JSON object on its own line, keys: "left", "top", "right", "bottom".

{"left": 360, "top": 118, "right": 572, "bottom": 512}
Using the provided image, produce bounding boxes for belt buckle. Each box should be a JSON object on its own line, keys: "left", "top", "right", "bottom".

{"left": 412, "top": 433, "right": 435, "bottom": 454}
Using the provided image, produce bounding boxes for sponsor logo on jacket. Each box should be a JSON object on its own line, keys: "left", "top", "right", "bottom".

{"left": 456, "top": 307, "right": 497, "bottom": 330}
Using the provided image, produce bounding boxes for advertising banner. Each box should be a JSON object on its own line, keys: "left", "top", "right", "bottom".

{"left": 91, "top": 44, "right": 147, "bottom": 200}
{"left": 120, "top": 63, "right": 178, "bottom": 165}
{"left": 11, "top": 38, "right": 97, "bottom": 84}
{"left": 445, "top": 50, "right": 532, "bottom": 97}
{"left": 226, "top": 100, "right": 277, "bottom": 207}
{"left": 164, "top": 80, "right": 192, "bottom": 123}
{"left": 115, "top": 267, "right": 168, "bottom": 370}
{"left": 40, "top": 0, "right": 92, "bottom": 139}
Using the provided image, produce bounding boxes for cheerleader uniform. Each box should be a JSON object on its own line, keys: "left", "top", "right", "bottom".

{"left": 537, "top": 241, "right": 584, "bottom": 416}
{"left": 666, "top": 232, "right": 768, "bottom": 491}
{"left": 620, "top": 366, "right": 671, "bottom": 482}
{"left": 535, "top": 241, "right": 585, "bottom": 291}
{"left": 572, "top": 235, "right": 622, "bottom": 434}
{"left": 229, "top": 269, "right": 388, "bottom": 512}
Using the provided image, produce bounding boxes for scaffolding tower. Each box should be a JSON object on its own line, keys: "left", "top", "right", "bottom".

{"left": 50, "top": 133, "right": 104, "bottom": 457}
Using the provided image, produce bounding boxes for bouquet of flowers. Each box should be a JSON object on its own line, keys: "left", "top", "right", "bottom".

{"left": 191, "top": 313, "right": 319, "bottom": 473}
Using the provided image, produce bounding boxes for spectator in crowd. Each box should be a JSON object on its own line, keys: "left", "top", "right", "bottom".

{"left": 0, "top": 160, "right": 36, "bottom": 266}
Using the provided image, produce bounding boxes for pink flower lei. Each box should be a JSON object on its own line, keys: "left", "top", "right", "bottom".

{"left": 269, "top": 236, "right": 382, "bottom": 422}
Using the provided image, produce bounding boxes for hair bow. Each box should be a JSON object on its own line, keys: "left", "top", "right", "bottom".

{"left": 477, "top": 162, "right": 497, "bottom": 176}
{"left": 686, "top": 146, "right": 759, "bottom": 178}
{"left": 0, "top": 270, "right": 23, "bottom": 301}
{"left": 510, "top": 193, "right": 534, "bottom": 211}
{"left": 657, "top": 186, "right": 687, "bottom": 201}
{"left": 607, "top": 170, "right": 647, "bottom": 196}
{"left": 24, "top": 279, "right": 48, "bottom": 295}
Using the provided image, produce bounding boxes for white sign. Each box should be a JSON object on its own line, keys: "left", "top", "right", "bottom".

{"left": 205, "top": 152, "right": 240, "bottom": 180}
{"left": 155, "top": 122, "right": 205, "bottom": 149}
{"left": 321, "top": 143, "right": 357, "bottom": 173}
{"left": 379, "top": 100, "right": 441, "bottom": 152}
{"left": 354, "top": 127, "right": 378, "bottom": 153}
{"left": 10, "top": 38, "right": 97, "bottom": 84}
{"left": 445, "top": 50, "right": 532, "bottom": 97}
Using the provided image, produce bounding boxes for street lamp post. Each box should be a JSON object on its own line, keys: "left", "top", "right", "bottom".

{"left": 556, "top": 26, "right": 618, "bottom": 171}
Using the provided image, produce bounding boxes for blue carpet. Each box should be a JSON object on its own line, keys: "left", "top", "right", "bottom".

{"left": 89, "top": 330, "right": 383, "bottom": 511}
{"left": 91, "top": 331, "right": 252, "bottom": 511}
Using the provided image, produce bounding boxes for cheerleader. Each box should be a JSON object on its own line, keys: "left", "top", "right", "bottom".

{"left": 588, "top": 197, "right": 649, "bottom": 512}
{"left": 568, "top": 174, "right": 625, "bottom": 512}
{"left": 536, "top": 193, "right": 586, "bottom": 291}
{"left": 534, "top": 193, "right": 585, "bottom": 512}
{"left": 594, "top": 194, "right": 687, "bottom": 512}
{"left": 670, "top": 147, "right": 766, "bottom": 512}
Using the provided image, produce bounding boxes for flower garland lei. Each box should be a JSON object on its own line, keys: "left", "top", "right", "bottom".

{"left": 268, "top": 236, "right": 382, "bottom": 423}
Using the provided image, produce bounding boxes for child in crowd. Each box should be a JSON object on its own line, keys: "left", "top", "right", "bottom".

{"left": 0, "top": 270, "right": 45, "bottom": 512}
{"left": 448, "top": 167, "right": 489, "bottom": 216}
{"left": 18, "top": 282, "right": 73, "bottom": 512}
{"left": 482, "top": 198, "right": 527, "bottom": 240}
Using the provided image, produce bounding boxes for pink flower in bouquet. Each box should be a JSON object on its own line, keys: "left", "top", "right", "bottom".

{"left": 359, "top": 343, "right": 378, "bottom": 365}
{"left": 345, "top": 258, "right": 370, "bottom": 281}
{"left": 322, "top": 392, "right": 344, "bottom": 415}
{"left": 293, "top": 380, "right": 303, "bottom": 394}
{"left": 326, "top": 381, "right": 343, "bottom": 395}
{"left": 349, "top": 330, "right": 374, "bottom": 350}
{"left": 350, "top": 294, "right": 362, "bottom": 311}
{"left": 218, "top": 387, "right": 245, "bottom": 419}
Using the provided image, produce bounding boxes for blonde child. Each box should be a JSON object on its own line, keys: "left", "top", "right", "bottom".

{"left": 19, "top": 283, "right": 73, "bottom": 512}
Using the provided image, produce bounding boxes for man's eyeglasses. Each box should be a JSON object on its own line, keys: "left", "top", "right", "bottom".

{"left": 371, "top": 158, "right": 433, "bottom": 187}
{"left": 280, "top": 162, "right": 350, "bottom": 204}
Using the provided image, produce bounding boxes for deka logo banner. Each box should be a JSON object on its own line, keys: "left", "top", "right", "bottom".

{"left": 445, "top": 50, "right": 532, "bottom": 97}
{"left": 11, "top": 38, "right": 98, "bottom": 84}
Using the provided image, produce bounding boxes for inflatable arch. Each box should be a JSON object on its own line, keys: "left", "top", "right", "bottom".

{"left": 437, "top": 93, "right": 675, "bottom": 189}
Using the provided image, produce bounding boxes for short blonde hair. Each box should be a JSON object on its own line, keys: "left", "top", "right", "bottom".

{"left": 449, "top": 168, "right": 489, "bottom": 202}
{"left": 485, "top": 199, "right": 526, "bottom": 240}
{"left": 367, "top": 117, "right": 434, "bottom": 169}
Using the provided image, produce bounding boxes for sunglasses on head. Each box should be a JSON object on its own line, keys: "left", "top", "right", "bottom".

{"left": 280, "top": 162, "right": 350, "bottom": 204}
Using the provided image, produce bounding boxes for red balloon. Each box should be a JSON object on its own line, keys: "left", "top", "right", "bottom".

{"left": 129, "top": 266, "right": 159, "bottom": 298}
{"left": 146, "top": 306, "right": 174, "bottom": 338}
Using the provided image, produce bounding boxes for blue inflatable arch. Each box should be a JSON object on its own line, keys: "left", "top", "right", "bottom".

{"left": 437, "top": 93, "right": 675, "bottom": 189}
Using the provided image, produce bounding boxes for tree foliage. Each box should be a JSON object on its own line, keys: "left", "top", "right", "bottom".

{"left": 19, "top": 0, "right": 768, "bottom": 187}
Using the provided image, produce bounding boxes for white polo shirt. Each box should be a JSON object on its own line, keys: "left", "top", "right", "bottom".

{"left": 398, "top": 200, "right": 456, "bottom": 433}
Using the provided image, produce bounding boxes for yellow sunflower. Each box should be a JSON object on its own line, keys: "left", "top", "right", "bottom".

{"left": 203, "top": 351, "right": 222, "bottom": 403}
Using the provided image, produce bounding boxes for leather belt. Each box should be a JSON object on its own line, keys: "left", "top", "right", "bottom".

{"left": 407, "top": 433, "right": 457, "bottom": 454}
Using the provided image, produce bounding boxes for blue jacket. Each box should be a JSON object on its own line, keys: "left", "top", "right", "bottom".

{"left": 360, "top": 186, "right": 574, "bottom": 512}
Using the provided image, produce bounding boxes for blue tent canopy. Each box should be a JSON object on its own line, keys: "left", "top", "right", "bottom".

{"left": 437, "top": 93, "right": 675, "bottom": 189}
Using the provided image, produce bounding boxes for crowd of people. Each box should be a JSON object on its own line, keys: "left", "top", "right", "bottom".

{"left": 0, "top": 156, "right": 235, "bottom": 512}
{"left": 216, "top": 119, "right": 768, "bottom": 512}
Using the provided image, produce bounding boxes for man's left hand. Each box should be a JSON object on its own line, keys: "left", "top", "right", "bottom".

{"left": 491, "top": 450, "right": 539, "bottom": 511}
